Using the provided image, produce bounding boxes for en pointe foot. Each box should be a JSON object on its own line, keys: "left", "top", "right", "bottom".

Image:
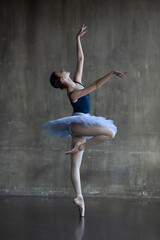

{"left": 65, "top": 142, "right": 82, "bottom": 154}
{"left": 73, "top": 196, "right": 85, "bottom": 217}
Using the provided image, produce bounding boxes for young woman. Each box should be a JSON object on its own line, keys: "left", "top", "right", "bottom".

{"left": 42, "top": 24, "right": 127, "bottom": 217}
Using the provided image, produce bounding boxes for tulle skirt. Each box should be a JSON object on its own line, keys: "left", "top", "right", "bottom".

{"left": 42, "top": 112, "right": 117, "bottom": 138}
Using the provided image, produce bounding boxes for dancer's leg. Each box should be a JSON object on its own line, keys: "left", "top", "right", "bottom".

{"left": 70, "top": 136, "right": 86, "bottom": 216}
{"left": 70, "top": 136, "right": 86, "bottom": 196}
{"left": 66, "top": 124, "right": 115, "bottom": 154}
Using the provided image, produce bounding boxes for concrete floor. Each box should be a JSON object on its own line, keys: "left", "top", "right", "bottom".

{"left": 0, "top": 197, "right": 160, "bottom": 240}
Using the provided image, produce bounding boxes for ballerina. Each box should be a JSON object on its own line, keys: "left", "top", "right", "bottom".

{"left": 42, "top": 24, "right": 127, "bottom": 217}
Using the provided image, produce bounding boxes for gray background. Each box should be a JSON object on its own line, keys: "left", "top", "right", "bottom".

{"left": 0, "top": 0, "right": 160, "bottom": 197}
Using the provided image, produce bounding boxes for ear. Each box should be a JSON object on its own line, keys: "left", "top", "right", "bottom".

{"left": 60, "top": 78, "right": 67, "bottom": 84}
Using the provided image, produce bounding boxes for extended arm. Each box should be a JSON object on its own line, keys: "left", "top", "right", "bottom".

{"left": 70, "top": 71, "right": 127, "bottom": 102}
{"left": 74, "top": 24, "right": 88, "bottom": 83}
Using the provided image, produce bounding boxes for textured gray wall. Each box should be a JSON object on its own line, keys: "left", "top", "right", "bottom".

{"left": 0, "top": 0, "right": 160, "bottom": 197}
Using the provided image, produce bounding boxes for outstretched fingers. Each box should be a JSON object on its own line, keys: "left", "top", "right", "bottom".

{"left": 114, "top": 71, "right": 128, "bottom": 78}
{"left": 77, "top": 24, "right": 88, "bottom": 38}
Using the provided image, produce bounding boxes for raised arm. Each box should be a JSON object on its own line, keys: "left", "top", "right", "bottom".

{"left": 74, "top": 24, "right": 88, "bottom": 83}
{"left": 70, "top": 71, "right": 127, "bottom": 102}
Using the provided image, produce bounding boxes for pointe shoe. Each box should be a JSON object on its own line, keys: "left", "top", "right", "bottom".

{"left": 65, "top": 142, "right": 82, "bottom": 155}
{"left": 73, "top": 196, "right": 85, "bottom": 217}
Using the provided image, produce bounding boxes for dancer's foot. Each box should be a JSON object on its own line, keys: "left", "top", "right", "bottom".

{"left": 65, "top": 142, "right": 83, "bottom": 154}
{"left": 73, "top": 195, "right": 85, "bottom": 217}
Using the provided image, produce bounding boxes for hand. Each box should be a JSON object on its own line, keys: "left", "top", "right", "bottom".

{"left": 114, "top": 71, "right": 127, "bottom": 78}
{"left": 77, "top": 24, "right": 88, "bottom": 38}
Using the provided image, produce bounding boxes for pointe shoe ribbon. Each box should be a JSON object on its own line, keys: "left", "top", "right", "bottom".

{"left": 74, "top": 197, "right": 82, "bottom": 205}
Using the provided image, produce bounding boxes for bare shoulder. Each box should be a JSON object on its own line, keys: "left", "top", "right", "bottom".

{"left": 73, "top": 75, "right": 83, "bottom": 84}
{"left": 69, "top": 81, "right": 97, "bottom": 102}
{"left": 74, "top": 82, "right": 84, "bottom": 90}
{"left": 67, "top": 82, "right": 84, "bottom": 99}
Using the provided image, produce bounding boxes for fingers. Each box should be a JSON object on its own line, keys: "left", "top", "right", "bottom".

{"left": 77, "top": 24, "right": 88, "bottom": 38}
{"left": 121, "top": 72, "right": 127, "bottom": 78}
{"left": 122, "top": 72, "right": 128, "bottom": 78}
{"left": 82, "top": 28, "right": 88, "bottom": 35}
{"left": 82, "top": 23, "right": 87, "bottom": 30}
{"left": 81, "top": 24, "right": 88, "bottom": 34}
{"left": 114, "top": 71, "right": 127, "bottom": 78}
{"left": 119, "top": 73, "right": 126, "bottom": 78}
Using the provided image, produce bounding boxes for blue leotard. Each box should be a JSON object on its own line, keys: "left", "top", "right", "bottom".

{"left": 69, "top": 81, "right": 91, "bottom": 114}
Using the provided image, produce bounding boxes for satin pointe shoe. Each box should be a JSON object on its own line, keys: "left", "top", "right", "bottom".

{"left": 73, "top": 196, "right": 85, "bottom": 217}
{"left": 65, "top": 142, "right": 82, "bottom": 154}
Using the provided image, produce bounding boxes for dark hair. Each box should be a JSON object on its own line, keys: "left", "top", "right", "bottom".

{"left": 50, "top": 72, "right": 66, "bottom": 89}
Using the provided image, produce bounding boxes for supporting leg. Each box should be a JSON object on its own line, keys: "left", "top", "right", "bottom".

{"left": 70, "top": 136, "right": 86, "bottom": 217}
{"left": 67, "top": 124, "right": 115, "bottom": 216}
{"left": 70, "top": 136, "right": 86, "bottom": 196}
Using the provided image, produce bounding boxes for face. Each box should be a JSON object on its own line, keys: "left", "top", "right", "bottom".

{"left": 55, "top": 69, "right": 70, "bottom": 79}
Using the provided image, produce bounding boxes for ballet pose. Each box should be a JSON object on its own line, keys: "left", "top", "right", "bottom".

{"left": 42, "top": 24, "right": 127, "bottom": 217}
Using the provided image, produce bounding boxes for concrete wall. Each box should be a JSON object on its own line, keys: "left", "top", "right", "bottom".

{"left": 0, "top": 0, "right": 160, "bottom": 198}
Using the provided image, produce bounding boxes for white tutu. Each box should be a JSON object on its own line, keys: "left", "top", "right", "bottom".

{"left": 42, "top": 112, "right": 117, "bottom": 138}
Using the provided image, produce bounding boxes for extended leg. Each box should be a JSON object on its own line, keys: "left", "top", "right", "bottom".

{"left": 66, "top": 124, "right": 115, "bottom": 154}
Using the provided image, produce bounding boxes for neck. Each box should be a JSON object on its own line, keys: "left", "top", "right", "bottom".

{"left": 65, "top": 77, "right": 76, "bottom": 92}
